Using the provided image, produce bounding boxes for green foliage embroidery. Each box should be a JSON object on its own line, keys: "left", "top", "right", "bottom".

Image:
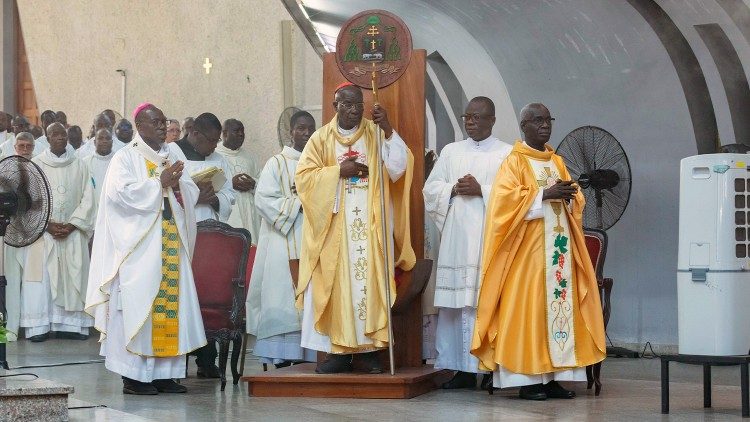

{"left": 344, "top": 39, "right": 359, "bottom": 62}
{"left": 554, "top": 234, "right": 568, "bottom": 254}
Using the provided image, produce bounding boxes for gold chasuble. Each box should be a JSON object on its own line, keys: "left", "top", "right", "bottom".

{"left": 295, "top": 116, "right": 415, "bottom": 354}
{"left": 471, "top": 141, "right": 605, "bottom": 374}
{"left": 146, "top": 160, "right": 180, "bottom": 357}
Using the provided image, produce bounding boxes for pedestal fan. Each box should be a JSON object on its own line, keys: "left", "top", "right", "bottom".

{"left": 556, "top": 126, "right": 636, "bottom": 357}
{"left": 277, "top": 107, "right": 301, "bottom": 148}
{"left": 0, "top": 156, "right": 52, "bottom": 369}
{"left": 556, "top": 126, "right": 631, "bottom": 230}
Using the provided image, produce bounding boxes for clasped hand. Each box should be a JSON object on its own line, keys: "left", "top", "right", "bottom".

{"left": 452, "top": 174, "right": 482, "bottom": 197}
{"left": 47, "top": 222, "right": 75, "bottom": 239}
{"left": 232, "top": 173, "right": 255, "bottom": 192}
{"left": 339, "top": 156, "right": 369, "bottom": 179}
{"left": 542, "top": 179, "right": 578, "bottom": 201}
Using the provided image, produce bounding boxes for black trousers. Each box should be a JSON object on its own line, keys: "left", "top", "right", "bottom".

{"left": 189, "top": 339, "right": 217, "bottom": 367}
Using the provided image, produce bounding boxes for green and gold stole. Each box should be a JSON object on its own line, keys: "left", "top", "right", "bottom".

{"left": 146, "top": 159, "right": 180, "bottom": 357}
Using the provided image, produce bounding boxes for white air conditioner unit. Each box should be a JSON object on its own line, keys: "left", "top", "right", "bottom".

{"left": 678, "top": 153, "right": 750, "bottom": 355}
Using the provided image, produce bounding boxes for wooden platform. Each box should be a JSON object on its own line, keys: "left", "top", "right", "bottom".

{"left": 242, "top": 364, "right": 452, "bottom": 399}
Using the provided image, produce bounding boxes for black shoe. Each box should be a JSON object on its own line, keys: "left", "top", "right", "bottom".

{"left": 28, "top": 333, "right": 49, "bottom": 343}
{"left": 122, "top": 377, "right": 158, "bottom": 395}
{"left": 67, "top": 333, "right": 89, "bottom": 340}
{"left": 53, "top": 332, "right": 89, "bottom": 340}
{"left": 544, "top": 380, "right": 575, "bottom": 399}
{"left": 441, "top": 371, "right": 477, "bottom": 389}
{"left": 274, "top": 361, "right": 293, "bottom": 369}
{"left": 357, "top": 352, "right": 384, "bottom": 374}
{"left": 151, "top": 379, "right": 187, "bottom": 393}
{"left": 519, "top": 383, "right": 547, "bottom": 400}
{"left": 315, "top": 354, "right": 353, "bottom": 374}
{"left": 197, "top": 364, "right": 221, "bottom": 378}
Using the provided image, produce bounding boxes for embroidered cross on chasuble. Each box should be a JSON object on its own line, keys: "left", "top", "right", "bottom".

{"left": 146, "top": 159, "right": 180, "bottom": 357}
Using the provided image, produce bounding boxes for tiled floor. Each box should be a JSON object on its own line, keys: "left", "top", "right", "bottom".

{"left": 5, "top": 338, "right": 748, "bottom": 421}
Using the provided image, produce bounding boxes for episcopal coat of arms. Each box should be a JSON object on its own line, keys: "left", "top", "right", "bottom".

{"left": 335, "top": 10, "right": 413, "bottom": 89}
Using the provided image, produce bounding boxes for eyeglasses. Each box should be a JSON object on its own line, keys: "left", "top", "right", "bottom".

{"left": 525, "top": 116, "right": 556, "bottom": 126}
{"left": 150, "top": 118, "right": 166, "bottom": 128}
{"left": 338, "top": 101, "right": 364, "bottom": 110}
{"left": 196, "top": 129, "right": 220, "bottom": 145}
{"left": 460, "top": 113, "right": 494, "bottom": 122}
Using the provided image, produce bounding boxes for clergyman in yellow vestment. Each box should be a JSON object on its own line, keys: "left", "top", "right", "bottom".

{"left": 296, "top": 84, "right": 415, "bottom": 374}
{"left": 471, "top": 103, "right": 605, "bottom": 400}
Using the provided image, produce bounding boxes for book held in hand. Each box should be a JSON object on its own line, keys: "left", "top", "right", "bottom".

{"left": 190, "top": 166, "right": 227, "bottom": 191}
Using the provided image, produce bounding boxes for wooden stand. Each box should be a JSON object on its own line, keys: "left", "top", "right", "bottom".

{"left": 241, "top": 50, "right": 445, "bottom": 398}
{"left": 245, "top": 364, "right": 451, "bottom": 399}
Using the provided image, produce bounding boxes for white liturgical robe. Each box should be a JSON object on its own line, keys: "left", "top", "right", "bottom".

{"left": 22, "top": 148, "right": 97, "bottom": 337}
{"left": 77, "top": 135, "right": 126, "bottom": 159}
{"left": 172, "top": 144, "right": 236, "bottom": 223}
{"left": 215, "top": 142, "right": 262, "bottom": 242}
{"left": 85, "top": 136, "right": 206, "bottom": 382}
{"left": 246, "top": 146, "right": 315, "bottom": 364}
{"left": 423, "top": 137, "right": 512, "bottom": 372}
{"left": 82, "top": 151, "right": 114, "bottom": 208}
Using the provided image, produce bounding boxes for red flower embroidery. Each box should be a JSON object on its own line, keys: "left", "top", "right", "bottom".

{"left": 561, "top": 289, "right": 567, "bottom": 301}
{"left": 558, "top": 254, "right": 565, "bottom": 268}
{"left": 555, "top": 270, "right": 562, "bottom": 282}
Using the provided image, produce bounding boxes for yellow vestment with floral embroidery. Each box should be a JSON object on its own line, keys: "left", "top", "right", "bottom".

{"left": 471, "top": 141, "right": 606, "bottom": 374}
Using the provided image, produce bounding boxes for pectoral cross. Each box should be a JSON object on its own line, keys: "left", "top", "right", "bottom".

{"left": 537, "top": 167, "right": 564, "bottom": 233}
{"left": 203, "top": 58, "right": 213, "bottom": 74}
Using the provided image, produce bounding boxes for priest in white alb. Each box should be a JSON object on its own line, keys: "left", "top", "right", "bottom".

{"left": 246, "top": 110, "right": 317, "bottom": 368}
{"left": 174, "top": 113, "right": 235, "bottom": 223}
{"left": 86, "top": 103, "right": 206, "bottom": 395}
{"left": 424, "top": 97, "right": 512, "bottom": 390}
{"left": 1, "top": 114, "right": 49, "bottom": 157}
{"left": 215, "top": 118, "right": 261, "bottom": 242}
{"left": 21, "top": 123, "right": 96, "bottom": 342}
{"left": 77, "top": 114, "right": 126, "bottom": 159}
{"left": 81, "top": 128, "right": 115, "bottom": 208}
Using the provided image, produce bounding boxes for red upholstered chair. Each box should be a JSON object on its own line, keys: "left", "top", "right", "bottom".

{"left": 192, "top": 220, "right": 251, "bottom": 390}
{"left": 583, "top": 228, "right": 613, "bottom": 396}
{"left": 238, "top": 244, "right": 257, "bottom": 376}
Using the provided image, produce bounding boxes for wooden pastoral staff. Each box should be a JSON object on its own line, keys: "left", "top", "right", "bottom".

{"left": 242, "top": 10, "right": 451, "bottom": 398}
